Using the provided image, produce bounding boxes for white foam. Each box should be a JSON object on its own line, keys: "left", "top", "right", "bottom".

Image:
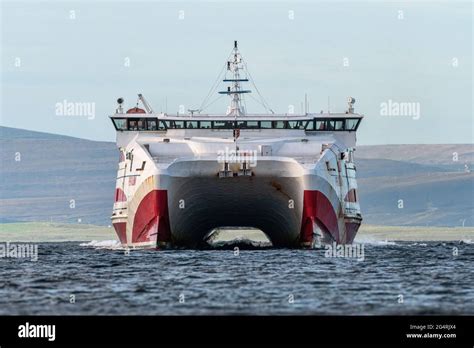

{"left": 79, "top": 240, "right": 122, "bottom": 249}
{"left": 461, "top": 239, "right": 473, "bottom": 244}
{"left": 354, "top": 236, "right": 397, "bottom": 245}
{"left": 209, "top": 237, "right": 272, "bottom": 248}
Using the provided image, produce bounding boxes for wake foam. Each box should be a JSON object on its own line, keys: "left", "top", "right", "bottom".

{"left": 354, "top": 235, "right": 397, "bottom": 246}
{"left": 79, "top": 240, "right": 122, "bottom": 249}
{"left": 409, "top": 242, "right": 428, "bottom": 246}
{"left": 207, "top": 237, "right": 272, "bottom": 249}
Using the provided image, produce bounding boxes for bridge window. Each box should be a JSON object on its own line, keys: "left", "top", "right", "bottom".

{"left": 336, "top": 120, "right": 344, "bottom": 130}
{"left": 346, "top": 118, "right": 359, "bottom": 131}
{"left": 288, "top": 121, "right": 298, "bottom": 129}
{"left": 213, "top": 121, "right": 234, "bottom": 129}
{"left": 260, "top": 121, "right": 272, "bottom": 129}
{"left": 128, "top": 119, "right": 138, "bottom": 131}
{"left": 147, "top": 119, "right": 166, "bottom": 131}
{"left": 137, "top": 119, "right": 146, "bottom": 131}
{"left": 308, "top": 118, "right": 362, "bottom": 131}
{"left": 272, "top": 121, "right": 286, "bottom": 129}
{"left": 112, "top": 118, "right": 166, "bottom": 131}
{"left": 328, "top": 120, "right": 344, "bottom": 131}
{"left": 113, "top": 118, "right": 127, "bottom": 131}
{"left": 199, "top": 121, "right": 212, "bottom": 129}
{"left": 126, "top": 118, "right": 152, "bottom": 131}
{"left": 288, "top": 120, "right": 307, "bottom": 129}
{"left": 186, "top": 121, "right": 198, "bottom": 129}
{"left": 305, "top": 120, "right": 315, "bottom": 131}
{"left": 246, "top": 121, "right": 259, "bottom": 129}
{"left": 164, "top": 120, "right": 184, "bottom": 129}
{"left": 158, "top": 120, "right": 167, "bottom": 130}
{"left": 315, "top": 120, "right": 326, "bottom": 130}
{"left": 147, "top": 119, "right": 157, "bottom": 130}
{"left": 236, "top": 121, "right": 259, "bottom": 129}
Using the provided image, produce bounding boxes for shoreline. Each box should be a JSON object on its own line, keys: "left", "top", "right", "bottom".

{"left": 0, "top": 222, "right": 473, "bottom": 243}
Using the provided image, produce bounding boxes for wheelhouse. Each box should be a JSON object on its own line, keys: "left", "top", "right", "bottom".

{"left": 110, "top": 116, "right": 362, "bottom": 132}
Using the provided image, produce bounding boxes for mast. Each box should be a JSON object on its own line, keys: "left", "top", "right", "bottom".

{"left": 218, "top": 41, "right": 251, "bottom": 116}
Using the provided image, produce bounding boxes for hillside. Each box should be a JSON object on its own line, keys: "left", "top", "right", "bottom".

{"left": 0, "top": 126, "right": 472, "bottom": 226}
{"left": 0, "top": 126, "right": 116, "bottom": 224}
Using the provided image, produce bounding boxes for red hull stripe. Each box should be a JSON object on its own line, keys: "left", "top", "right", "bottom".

{"left": 132, "top": 190, "right": 171, "bottom": 244}
{"left": 113, "top": 222, "right": 127, "bottom": 244}
{"left": 114, "top": 188, "right": 127, "bottom": 202}
{"left": 345, "top": 222, "right": 359, "bottom": 244}
{"left": 300, "top": 190, "right": 340, "bottom": 244}
{"left": 344, "top": 188, "right": 357, "bottom": 203}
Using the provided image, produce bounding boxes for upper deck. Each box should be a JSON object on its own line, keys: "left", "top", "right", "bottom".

{"left": 109, "top": 42, "right": 363, "bottom": 140}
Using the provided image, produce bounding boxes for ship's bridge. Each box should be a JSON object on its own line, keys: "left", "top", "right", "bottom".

{"left": 110, "top": 113, "right": 363, "bottom": 132}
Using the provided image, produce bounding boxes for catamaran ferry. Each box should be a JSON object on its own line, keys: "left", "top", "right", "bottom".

{"left": 110, "top": 42, "right": 363, "bottom": 249}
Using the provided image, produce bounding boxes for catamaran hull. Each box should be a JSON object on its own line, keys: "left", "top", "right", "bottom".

{"left": 111, "top": 158, "right": 361, "bottom": 248}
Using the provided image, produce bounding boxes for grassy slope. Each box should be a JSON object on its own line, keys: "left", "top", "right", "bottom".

{"left": 357, "top": 224, "right": 474, "bottom": 242}
{"left": 0, "top": 222, "right": 115, "bottom": 242}
{"left": 0, "top": 222, "right": 473, "bottom": 242}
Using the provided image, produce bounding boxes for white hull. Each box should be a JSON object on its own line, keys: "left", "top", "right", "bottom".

{"left": 111, "top": 133, "right": 362, "bottom": 248}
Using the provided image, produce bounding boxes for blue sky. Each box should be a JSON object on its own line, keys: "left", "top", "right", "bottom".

{"left": 1, "top": 0, "right": 472, "bottom": 145}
